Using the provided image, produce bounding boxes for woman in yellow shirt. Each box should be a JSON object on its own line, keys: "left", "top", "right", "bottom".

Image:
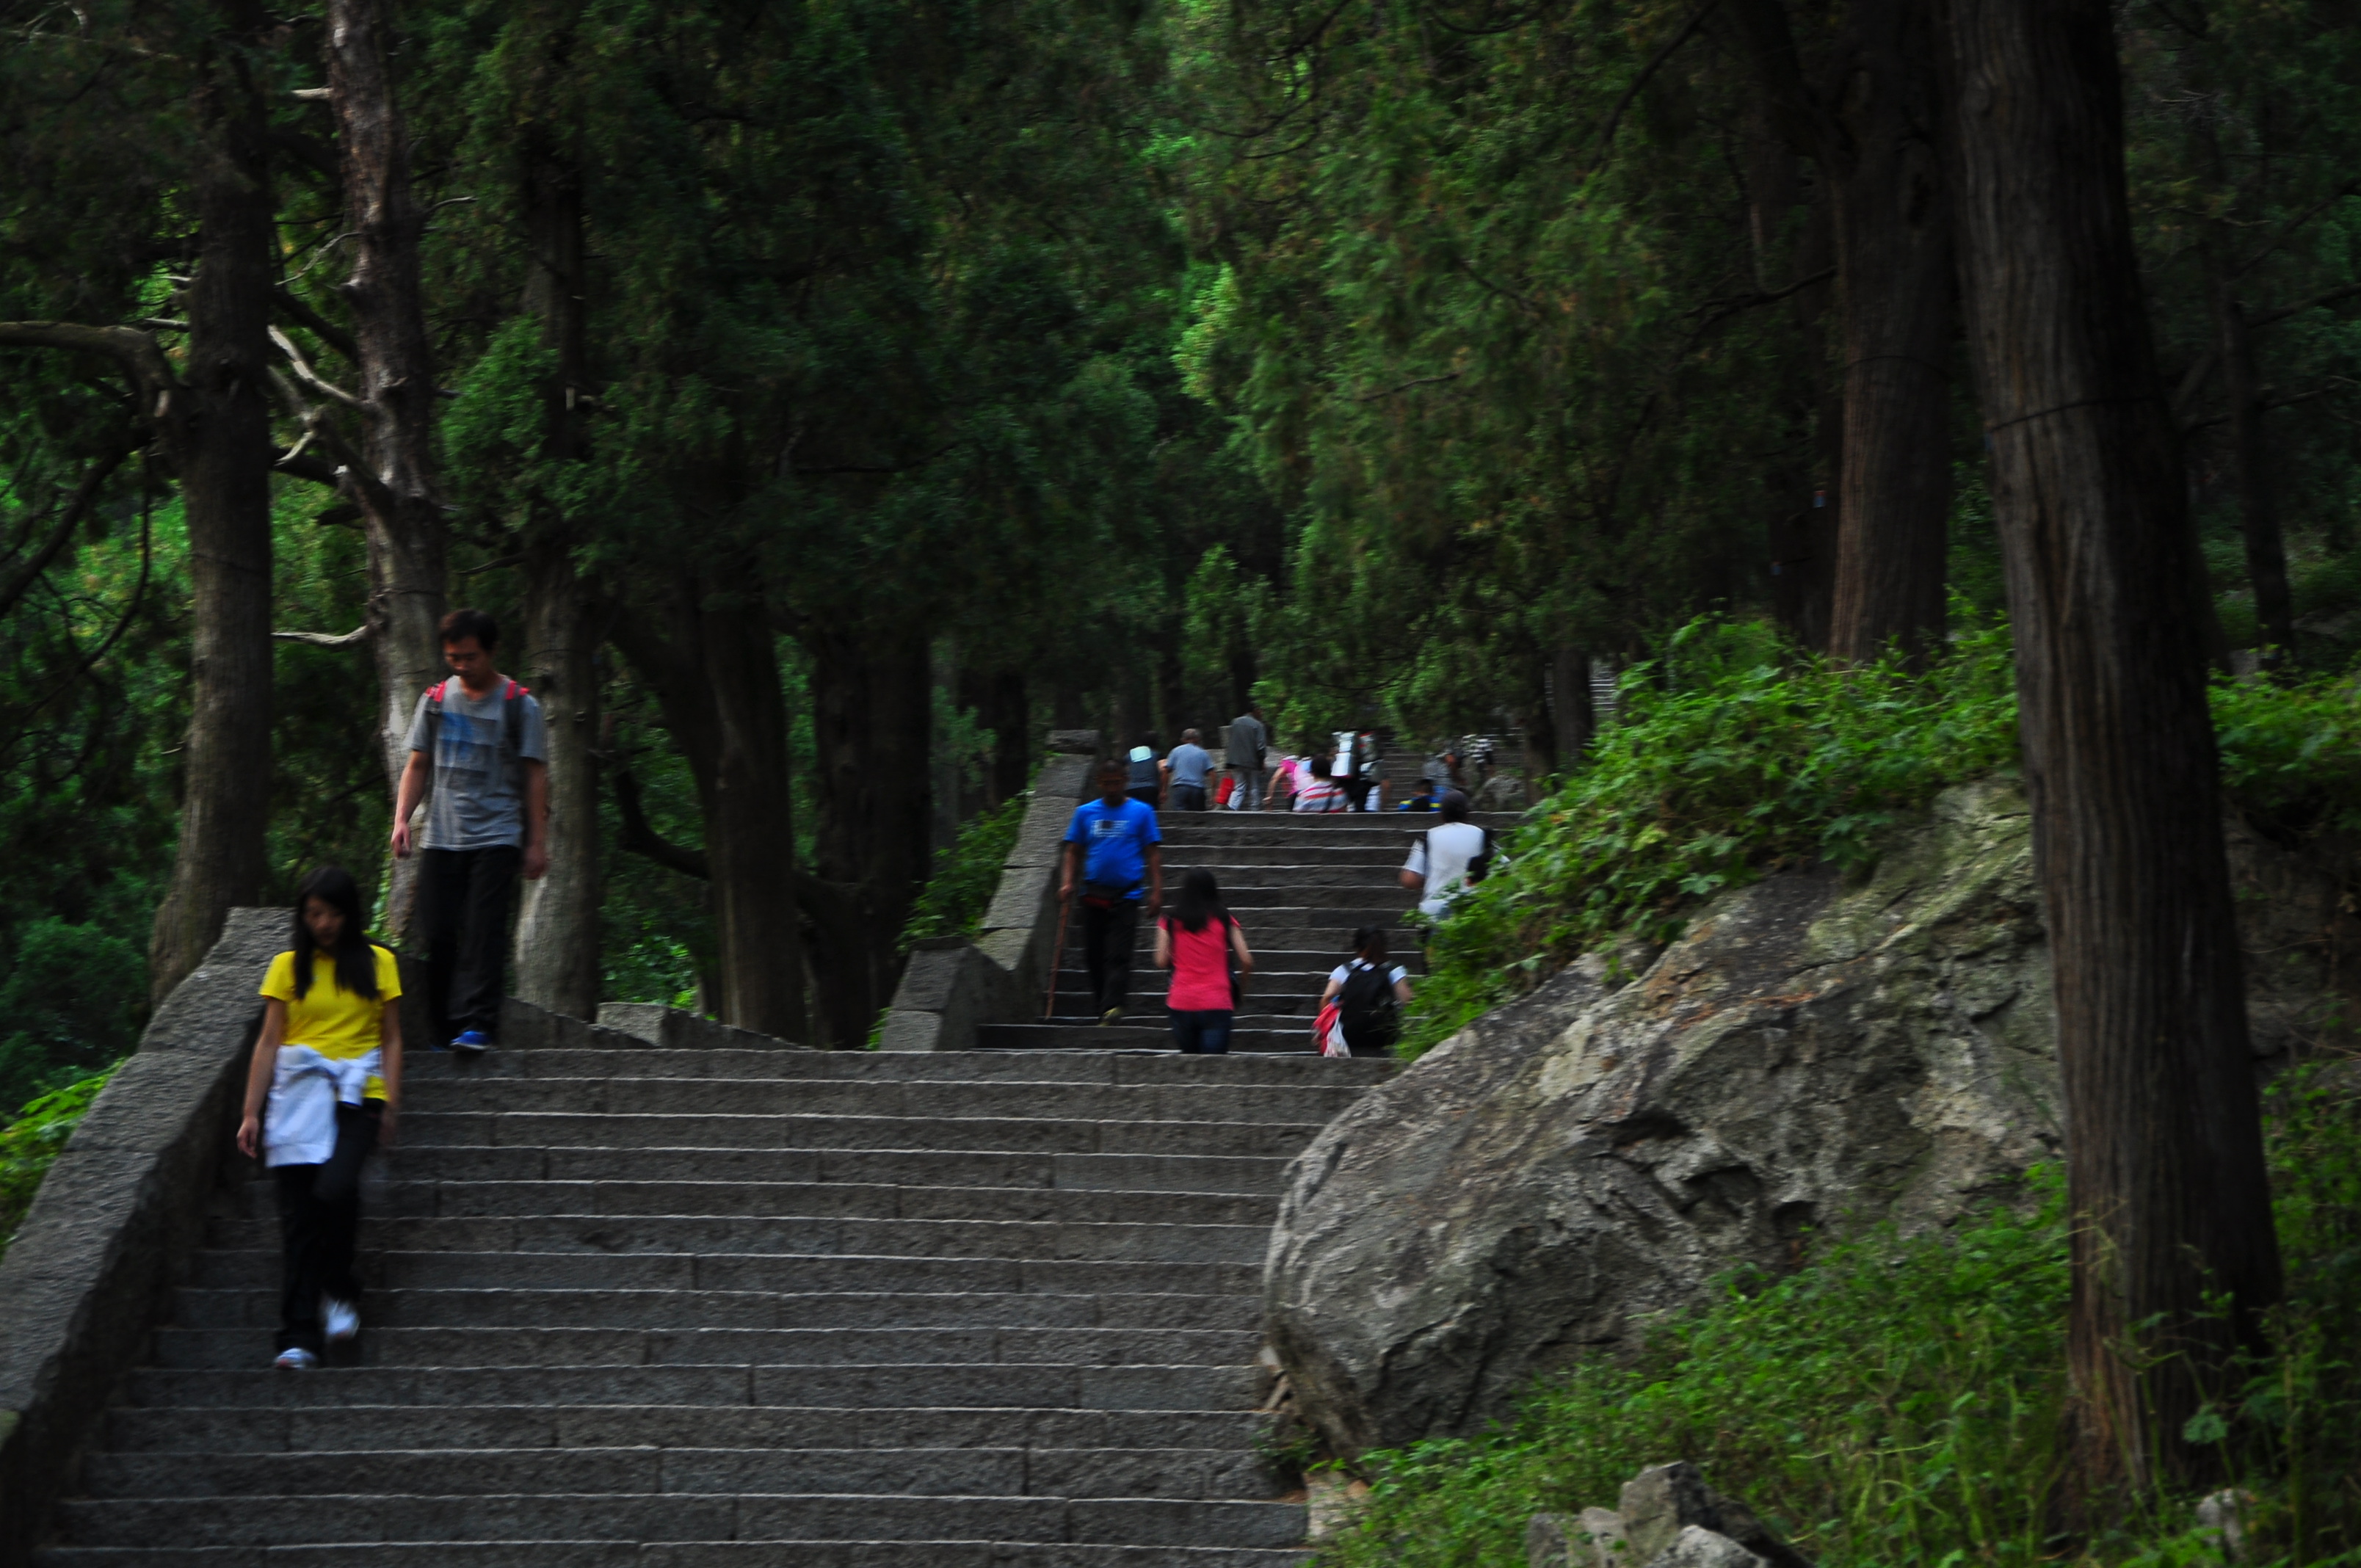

{"left": 236, "top": 867, "right": 403, "bottom": 1369}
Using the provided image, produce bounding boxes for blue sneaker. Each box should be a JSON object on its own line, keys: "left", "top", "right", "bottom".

{"left": 451, "top": 1030, "right": 491, "bottom": 1054}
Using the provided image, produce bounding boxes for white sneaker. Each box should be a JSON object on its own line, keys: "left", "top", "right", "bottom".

{"left": 273, "top": 1346, "right": 319, "bottom": 1370}
{"left": 324, "top": 1297, "right": 360, "bottom": 1343}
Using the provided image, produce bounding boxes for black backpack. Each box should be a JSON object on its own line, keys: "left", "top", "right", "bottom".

{"left": 1338, "top": 960, "right": 1399, "bottom": 1050}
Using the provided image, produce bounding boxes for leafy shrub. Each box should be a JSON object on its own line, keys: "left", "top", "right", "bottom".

{"left": 1410, "top": 616, "right": 2020, "bottom": 1052}
{"left": 0, "top": 916, "right": 146, "bottom": 1111}
{"left": 0, "top": 1064, "right": 118, "bottom": 1259}
{"left": 1411, "top": 615, "right": 2361, "bottom": 1055}
{"left": 899, "top": 794, "right": 1030, "bottom": 948}
{"left": 1317, "top": 1065, "right": 2361, "bottom": 1567}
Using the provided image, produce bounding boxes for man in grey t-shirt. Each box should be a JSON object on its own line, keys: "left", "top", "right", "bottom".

{"left": 390, "top": 609, "right": 549, "bottom": 1051}
{"left": 1164, "top": 728, "right": 1214, "bottom": 811}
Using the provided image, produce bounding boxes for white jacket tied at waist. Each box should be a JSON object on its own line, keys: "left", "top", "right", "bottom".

{"left": 264, "top": 1043, "right": 380, "bottom": 1167}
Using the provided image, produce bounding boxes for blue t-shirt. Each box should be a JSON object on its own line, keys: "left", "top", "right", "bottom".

{"left": 1065, "top": 797, "right": 1161, "bottom": 897}
{"left": 1167, "top": 743, "right": 1212, "bottom": 788}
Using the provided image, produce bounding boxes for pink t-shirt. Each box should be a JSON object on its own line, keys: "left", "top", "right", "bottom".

{"left": 1164, "top": 918, "right": 1236, "bottom": 1012}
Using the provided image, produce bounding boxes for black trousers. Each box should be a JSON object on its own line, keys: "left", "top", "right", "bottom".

{"left": 275, "top": 1100, "right": 382, "bottom": 1354}
{"left": 1172, "top": 784, "right": 1207, "bottom": 812}
{"left": 420, "top": 845, "right": 520, "bottom": 1039}
{"left": 1081, "top": 897, "right": 1140, "bottom": 1013}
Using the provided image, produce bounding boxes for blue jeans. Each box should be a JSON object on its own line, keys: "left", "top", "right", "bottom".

{"left": 1170, "top": 1009, "right": 1233, "bottom": 1054}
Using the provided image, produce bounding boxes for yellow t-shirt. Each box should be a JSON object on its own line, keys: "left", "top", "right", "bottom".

{"left": 259, "top": 946, "right": 402, "bottom": 1099}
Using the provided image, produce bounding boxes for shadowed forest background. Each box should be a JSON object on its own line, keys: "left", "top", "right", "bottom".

{"left": 3, "top": 0, "right": 2360, "bottom": 1104}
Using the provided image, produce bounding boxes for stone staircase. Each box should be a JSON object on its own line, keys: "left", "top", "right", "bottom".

{"left": 37, "top": 1045, "right": 1396, "bottom": 1565}
{"left": 980, "top": 809, "right": 1520, "bottom": 1054}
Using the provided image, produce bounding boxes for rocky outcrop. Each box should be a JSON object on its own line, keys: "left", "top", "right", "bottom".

{"left": 1268, "top": 780, "right": 2355, "bottom": 1456}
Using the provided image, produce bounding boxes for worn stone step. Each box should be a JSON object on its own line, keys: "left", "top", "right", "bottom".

{"left": 186, "top": 1249, "right": 1261, "bottom": 1297}
{"left": 976, "top": 1025, "right": 1385, "bottom": 1056}
{"left": 38, "top": 1542, "right": 1311, "bottom": 1567}
{"left": 170, "top": 1285, "right": 1252, "bottom": 1332}
{"left": 395, "top": 1113, "right": 1324, "bottom": 1158}
{"left": 54, "top": 1492, "right": 1306, "bottom": 1549}
{"left": 150, "top": 1324, "right": 1261, "bottom": 1371}
{"left": 200, "top": 1215, "right": 1272, "bottom": 1265}
{"left": 403, "top": 1050, "right": 1394, "bottom": 1086}
{"left": 369, "top": 1147, "right": 1297, "bottom": 1194}
{"left": 104, "top": 1403, "right": 1267, "bottom": 1456}
{"left": 234, "top": 1180, "right": 1279, "bottom": 1226}
{"left": 125, "top": 1362, "right": 1268, "bottom": 1412}
{"left": 396, "top": 1079, "right": 1365, "bottom": 1125}
{"left": 81, "top": 1445, "right": 1274, "bottom": 1502}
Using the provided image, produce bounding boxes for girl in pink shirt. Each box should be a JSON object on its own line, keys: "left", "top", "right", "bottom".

{"left": 1154, "top": 868, "right": 1255, "bottom": 1054}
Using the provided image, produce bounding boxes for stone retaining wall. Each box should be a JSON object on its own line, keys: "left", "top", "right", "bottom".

{"left": 877, "top": 732, "right": 1098, "bottom": 1051}
{"left": 0, "top": 906, "right": 282, "bottom": 1567}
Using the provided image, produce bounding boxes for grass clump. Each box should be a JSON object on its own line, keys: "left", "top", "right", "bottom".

{"left": 1411, "top": 614, "right": 2361, "bottom": 1056}
{"left": 899, "top": 793, "right": 1031, "bottom": 948}
{"left": 1317, "top": 1064, "right": 2361, "bottom": 1567}
{"left": 0, "top": 1064, "right": 118, "bottom": 1260}
{"left": 1410, "top": 615, "right": 2020, "bottom": 1053}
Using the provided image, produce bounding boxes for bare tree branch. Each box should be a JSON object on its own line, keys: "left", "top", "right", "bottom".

{"left": 274, "top": 286, "right": 359, "bottom": 362}
{"left": 614, "top": 762, "right": 710, "bottom": 879}
{"left": 272, "top": 625, "right": 374, "bottom": 647}
{"left": 0, "top": 446, "right": 131, "bottom": 623}
{"left": 269, "top": 324, "right": 366, "bottom": 409}
{"left": 0, "top": 321, "right": 180, "bottom": 409}
{"left": 1586, "top": 0, "right": 1719, "bottom": 173}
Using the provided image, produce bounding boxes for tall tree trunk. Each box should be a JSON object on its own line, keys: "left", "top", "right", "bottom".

{"left": 510, "top": 128, "right": 601, "bottom": 1017}
{"left": 1730, "top": 0, "right": 1955, "bottom": 664}
{"left": 614, "top": 580, "right": 806, "bottom": 1039}
{"left": 512, "top": 545, "right": 601, "bottom": 1017}
{"left": 1940, "top": 0, "right": 2282, "bottom": 1498}
{"left": 806, "top": 631, "right": 932, "bottom": 1048}
{"left": 2213, "top": 285, "right": 2295, "bottom": 659}
{"left": 148, "top": 28, "right": 277, "bottom": 1004}
{"left": 1549, "top": 645, "right": 1595, "bottom": 769}
{"left": 973, "top": 667, "right": 1030, "bottom": 805}
{"left": 1824, "top": 0, "right": 1954, "bottom": 664}
{"left": 1156, "top": 636, "right": 1187, "bottom": 747}
{"left": 327, "top": 0, "right": 448, "bottom": 943}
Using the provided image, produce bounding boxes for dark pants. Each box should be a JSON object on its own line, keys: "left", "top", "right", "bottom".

{"left": 1081, "top": 897, "right": 1140, "bottom": 1014}
{"left": 1170, "top": 1009, "right": 1233, "bottom": 1054}
{"left": 1126, "top": 787, "right": 1159, "bottom": 811}
{"left": 421, "top": 845, "right": 520, "bottom": 1039}
{"left": 1233, "top": 767, "right": 1264, "bottom": 810}
{"left": 275, "top": 1101, "right": 382, "bottom": 1354}
{"left": 1172, "top": 783, "right": 1207, "bottom": 812}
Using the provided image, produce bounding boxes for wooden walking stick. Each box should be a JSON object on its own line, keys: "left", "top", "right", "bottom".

{"left": 1043, "top": 888, "right": 1072, "bottom": 1021}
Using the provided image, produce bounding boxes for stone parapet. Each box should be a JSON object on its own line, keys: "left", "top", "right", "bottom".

{"left": 0, "top": 905, "right": 282, "bottom": 1568}
{"left": 878, "top": 733, "right": 1097, "bottom": 1051}
{"left": 592, "top": 1001, "right": 810, "bottom": 1051}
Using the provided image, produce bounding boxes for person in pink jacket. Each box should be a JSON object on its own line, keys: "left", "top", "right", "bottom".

{"left": 1154, "top": 868, "right": 1255, "bottom": 1054}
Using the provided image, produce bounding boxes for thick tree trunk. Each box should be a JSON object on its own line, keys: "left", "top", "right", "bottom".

{"left": 1824, "top": 0, "right": 1954, "bottom": 664}
{"left": 326, "top": 0, "right": 448, "bottom": 943}
{"left": 1548, "top": 646, "right": 1595, "bottom": 769}
{"left": 978, "top": 669, "right": 1031, "bottom": 805}
{"left": 509, "top": 130, "right": 601, "bottom": 1018}
{"left": 1730, "top": 0, "right": 1954, "bottom": 663}
{"left": 512, "top": 545, "right": 601, "bottom": 1018}
{"left": 614, "top": 581, "right": 806, "bottom": 1039}
{"left": 2213, "top": 286, "right": 2295, "bottom": 659}
{"left": 807, "top": 631, "right": 932, "bottom": 1048}
{"left": 1940, "top": 0, "right": 2282, "bottom": 1498}
{"left": 148, "top": 39, "right": 277, "bottom": 1004}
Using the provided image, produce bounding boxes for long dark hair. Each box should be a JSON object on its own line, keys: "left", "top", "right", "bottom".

{"left": 1172, "top": 868, "right": 1225, "bottom": 934}
{"left": 1351, "top": 925, "right": 1389, "bottom": 964}
{"left": 291, "top": 866, "right": 379, "bottom": 1001}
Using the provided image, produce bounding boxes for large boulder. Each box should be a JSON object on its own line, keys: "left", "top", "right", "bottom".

{"left": 1266, "top": 780, "right": 2351, "bottom": 1455}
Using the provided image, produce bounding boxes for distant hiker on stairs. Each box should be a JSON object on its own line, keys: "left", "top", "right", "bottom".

{"left": 1155, "top": 868, "right": 1253, "bottom": 1054}
{"left": 1062, "top": 759, "right": 1164, "bottom": 1025}
{"left": 1227, "top": 704, "right": 1267, "bottom": 810}
{"left": 389, "top": 608, "right": 549, "bottom": 1053}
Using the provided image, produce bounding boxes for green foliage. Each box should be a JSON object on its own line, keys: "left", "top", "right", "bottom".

{"left": 0, "top": 1064, "right": 118, "bottom": 1259}
{"left": 1319, "top": 1066, "right": 2361, "bottom": 1567}
{"left": 2209, "top": 673, "right": 2361, "bottom": 835}
{"left": 900, "top": 794, "right": 1030, "bottom": 948}
{"left": 0, "top": 918, "right": 143, "bottom": 1114}
{"left": 1409, "top": 616, "right": 2020, "bottom": 1052}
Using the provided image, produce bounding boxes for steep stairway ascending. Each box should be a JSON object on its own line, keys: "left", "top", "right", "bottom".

{"left": 40, "top": 1045, "right": 1394, "bottom": 1566}
{"left": 982, "top": 807, "right": 1520, "bottom": 1054}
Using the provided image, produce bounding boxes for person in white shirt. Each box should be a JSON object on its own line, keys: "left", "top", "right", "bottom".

{"left": 1400, "top": 791, "right": 1495, "bottom": 918}
{"left": 1317, "top": 926, "right": 1414, "bottom": 1057}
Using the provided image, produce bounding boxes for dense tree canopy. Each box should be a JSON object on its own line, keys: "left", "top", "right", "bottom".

{"left": 1, "top": 0, "right": 2357, "bottom": 1073}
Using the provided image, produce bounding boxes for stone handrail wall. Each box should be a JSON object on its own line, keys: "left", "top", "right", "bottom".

{"left": 0, "top": 905, "right": 284, "bottom": 1567}
{"left": 877, "top": 731, "right": 1098, "bottom": 1051}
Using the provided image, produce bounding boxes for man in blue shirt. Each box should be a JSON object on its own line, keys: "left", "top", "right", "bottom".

{"left": 1164, "top": 727, "right": 1214, "bottom": 811}
{"left": 1061, "top": 760, "right": 1164, "bottom": 1025}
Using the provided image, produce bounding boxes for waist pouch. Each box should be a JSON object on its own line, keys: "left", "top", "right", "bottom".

{"left": 1081, "top": 880, "right": 1139, "bottom": 908}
